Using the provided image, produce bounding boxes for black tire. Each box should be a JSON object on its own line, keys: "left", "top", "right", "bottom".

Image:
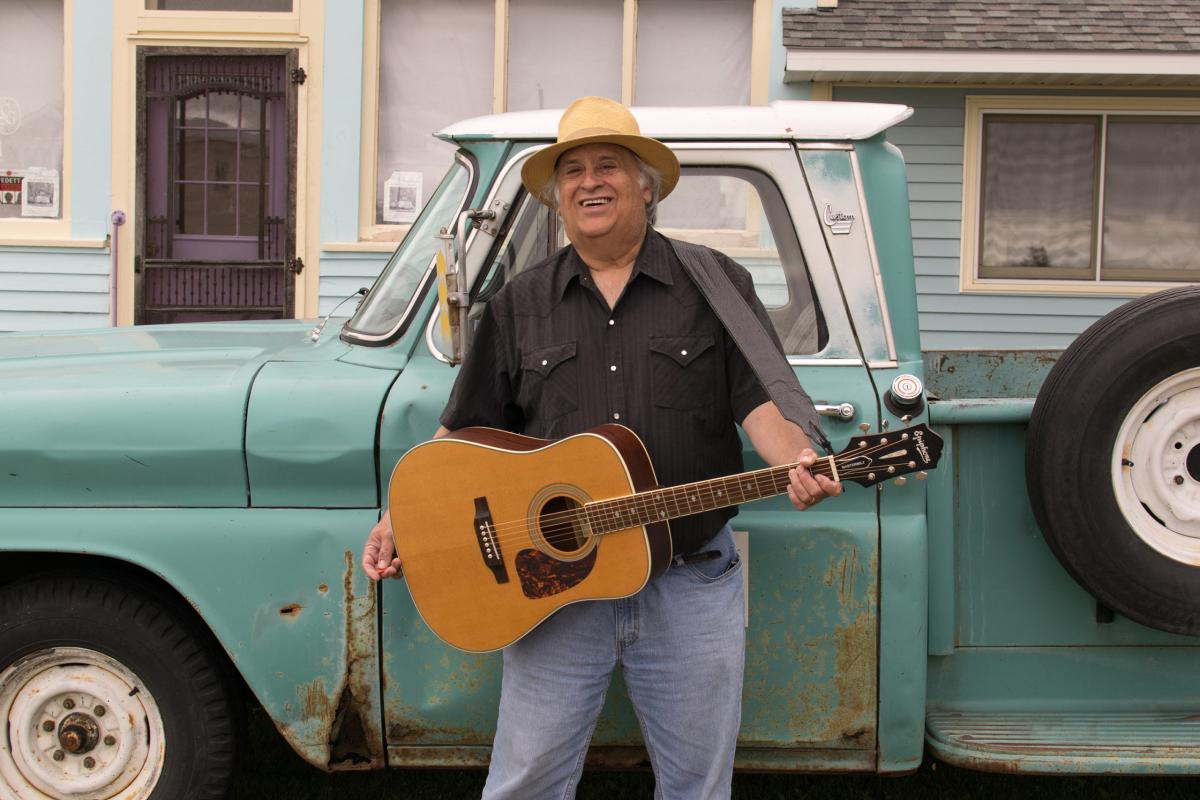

{"left": 1026, "top": 285, "right": 1200, "bottom": 635}
{"left": 0, "top": 575, "right": 238, "bottom": 799}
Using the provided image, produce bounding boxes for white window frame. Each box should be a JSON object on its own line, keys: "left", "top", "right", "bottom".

{"left": 961, "top": 95, "right": 1200, "bottom": 296}
{"left": 0, "top": 0, "right": 72, "bottom": 243}
{"left": 356, "top": 0, "right": 771, "bottom": 244}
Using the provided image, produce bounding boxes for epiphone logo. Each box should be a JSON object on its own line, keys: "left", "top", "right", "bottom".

{"left": 913, "top": 429, "right": 931, "bottom": 464}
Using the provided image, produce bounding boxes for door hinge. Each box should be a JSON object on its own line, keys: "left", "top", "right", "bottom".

{"left": 291, "top": 67, "right": 307, "bottom": 85}
{"left": 134, "top": 255, "right": 142, "bottom": 274}
{"left": 289, "top": 257, "right": 304, "bottom": 275}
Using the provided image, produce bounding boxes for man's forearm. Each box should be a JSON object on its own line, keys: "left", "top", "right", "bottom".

{"left": 741, "top": 401, "right": 813, "bottom": 466}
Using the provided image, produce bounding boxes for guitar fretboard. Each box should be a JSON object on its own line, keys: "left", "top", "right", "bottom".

{"left": 583, "top": 458, "right": 837, "bottom": 536}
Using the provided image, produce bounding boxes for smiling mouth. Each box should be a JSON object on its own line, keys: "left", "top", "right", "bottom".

{"left": 580, "top": 198, "right": 611, "bottom": 207}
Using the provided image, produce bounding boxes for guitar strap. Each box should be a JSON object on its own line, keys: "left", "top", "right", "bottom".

{"left": 668, "top": 237, "right": 831, "bottom": 454}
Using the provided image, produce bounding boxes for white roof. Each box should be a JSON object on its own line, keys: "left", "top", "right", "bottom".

{"left": 437, "top": 101, "right": 913, "bottom": 143}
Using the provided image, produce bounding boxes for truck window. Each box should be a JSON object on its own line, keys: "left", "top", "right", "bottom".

{"left": 463, "top": 166, "right": 824, "bottom": 357}
{"left": 658, "top": 168, "right": 824, "bottom": 355}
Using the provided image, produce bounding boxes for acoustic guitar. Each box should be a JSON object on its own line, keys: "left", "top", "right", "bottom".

{"left": 389, "top": 423, "right": 942, "bottom": 652}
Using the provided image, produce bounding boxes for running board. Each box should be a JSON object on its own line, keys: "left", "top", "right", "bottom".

{"left": 927, "top": 710, "right": 1200, "bottom": 774}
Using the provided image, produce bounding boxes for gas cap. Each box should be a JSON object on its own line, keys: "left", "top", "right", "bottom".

{"left": 885, "top": 374, "right": 925, "bottom": 417}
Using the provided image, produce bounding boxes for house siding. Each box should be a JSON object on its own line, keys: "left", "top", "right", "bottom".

{"left": 0, "top": 248, "right": 110, "bottom": 331}
{"left": 835, "top": 85, "right": 1145, "bottom": 351}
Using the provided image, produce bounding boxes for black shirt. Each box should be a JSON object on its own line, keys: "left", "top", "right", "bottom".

{"left": 440, "top": 227, "right": 776, "bottom": 555}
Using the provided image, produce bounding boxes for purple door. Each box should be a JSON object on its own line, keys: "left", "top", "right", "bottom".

{"left": 138, "top": 52, "right": 296, "bottom": 324}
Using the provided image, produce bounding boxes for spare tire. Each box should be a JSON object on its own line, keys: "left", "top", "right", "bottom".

{"left": 1026, "top": 285, "right": 1200, "bottom": 636}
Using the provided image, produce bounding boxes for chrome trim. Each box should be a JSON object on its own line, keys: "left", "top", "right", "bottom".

{"left": 794, "top": 142, "right": 855, "bottom": 151}
{"left": 425, "top": 302, "right": 453, "bottom": 365}
{"left": 849, "top": 149, "right": 898, "bottom": 363}
{"left": 815, "top": 403, "right": 856, "bottom": 420}
{"left": 423, "top": 147, "right": 540, "bottom": 363}
{"left": 867, "top": 359, "right": 900, "bottom": 370}
{"left": 341, "top": 151, "right": 478, "bottom": 346}
{"left": 787, "top": 357, "right": 864, "bottom": 367}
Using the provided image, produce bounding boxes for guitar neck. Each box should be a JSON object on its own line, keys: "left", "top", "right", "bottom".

{"left": 585, "top": 458, "right": 836, "bottom": 536}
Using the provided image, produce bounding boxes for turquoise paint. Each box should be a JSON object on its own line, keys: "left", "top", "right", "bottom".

{"left": 0, "top": 321, "right": 349, "bottom": 507}
{"left": 0, "top": 506, "right": 382, "bottom": 768}
{"left": 856, "top": 138, "right": 921, "bottom": 362}
{"left": 246, "top": 359, "right": 398, "bottom": 508}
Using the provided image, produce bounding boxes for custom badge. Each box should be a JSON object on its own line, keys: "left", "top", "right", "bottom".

{"left": 824, "top": 204, "right": 855, "bottom": 235}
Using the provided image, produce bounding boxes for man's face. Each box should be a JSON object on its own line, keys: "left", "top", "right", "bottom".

{"left": 554, "top": 143, "right": 651, "bottom": 246}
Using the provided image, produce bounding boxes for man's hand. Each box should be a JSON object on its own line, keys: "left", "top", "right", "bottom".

{"left": 362, "top": 513, "right": 402, "bottom": 581}
{"left": 786, "top": 448, "right": 842, "bottom": 511}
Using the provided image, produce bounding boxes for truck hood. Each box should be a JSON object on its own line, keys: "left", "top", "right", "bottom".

{"left": 0, "top": 321, "right": 353, "bottom": 507}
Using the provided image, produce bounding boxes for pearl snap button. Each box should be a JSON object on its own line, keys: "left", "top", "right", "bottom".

{"left": 541, "top": 359, "right": 548, "bottom": 366}
{"left": 613, "top": 413, "right": 620, "bottom": 420}
{"left": 680, "top": 350, "right": 688, "bottom": 356}
{"left": 610, "top": 365, "right": 617, "bottom": 371}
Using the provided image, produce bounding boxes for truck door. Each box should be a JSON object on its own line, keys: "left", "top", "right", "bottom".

{"left": 378, "top": 143, "right": 883, "bottom": 770}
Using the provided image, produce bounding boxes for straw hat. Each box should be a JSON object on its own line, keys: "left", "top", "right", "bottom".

{"left": 521, "top": 96, "right": 680, "bottom": 207}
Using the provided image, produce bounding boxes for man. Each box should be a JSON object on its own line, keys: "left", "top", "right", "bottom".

{"left": 363, "top": 96, "right": 840, "bottom": 799}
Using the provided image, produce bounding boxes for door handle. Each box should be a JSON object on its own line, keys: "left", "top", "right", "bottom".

{"left": 815, "top": 403, "right": 855, "bottom": 421}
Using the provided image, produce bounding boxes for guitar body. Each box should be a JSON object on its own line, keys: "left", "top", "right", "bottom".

{"left": 389, "top": 425, "right": 672, "bottom": 652}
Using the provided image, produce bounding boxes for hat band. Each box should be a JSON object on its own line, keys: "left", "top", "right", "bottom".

{"left": 562, "top": 126, "right": 630, "bottom": 141}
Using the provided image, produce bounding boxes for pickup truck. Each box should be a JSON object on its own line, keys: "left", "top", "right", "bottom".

{"left": 3, "top": 101, "right": 1199, "bottom": 800}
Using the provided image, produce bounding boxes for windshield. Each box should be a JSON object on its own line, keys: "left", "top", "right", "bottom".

{"left": 342, "top": 158, "right": 473, "bottom": 341}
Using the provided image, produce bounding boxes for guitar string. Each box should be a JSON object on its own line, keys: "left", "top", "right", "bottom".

{"left": 465, "top": 437, "right": 927, "bottom": 548}
{"left": 471, "top": 461, "right": 920, "bottom": 552}
{"left": 423, "top": 436, "right": 930, "bottom": 551}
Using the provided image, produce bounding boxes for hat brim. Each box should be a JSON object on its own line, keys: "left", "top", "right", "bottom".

{"left": 520, "top": 133, "right": 681, "bottom": 207}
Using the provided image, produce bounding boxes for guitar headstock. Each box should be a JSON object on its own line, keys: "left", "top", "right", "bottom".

{"left": 833, "top": 423, "right": 943, "bottom": 487}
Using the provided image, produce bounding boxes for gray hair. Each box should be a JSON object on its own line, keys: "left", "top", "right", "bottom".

{"left": 541, "top": 151, "right": 664, "bottom": 225}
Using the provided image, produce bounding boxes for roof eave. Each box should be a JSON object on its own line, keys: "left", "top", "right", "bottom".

{"left": 785, "top": 49, "right": 1200, "bottom": 87}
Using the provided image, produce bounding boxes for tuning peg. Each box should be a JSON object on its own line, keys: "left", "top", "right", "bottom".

{"left": 881, "top": 420, "right": 890, "bottom": 430}
{"left": 859, "top": 422, "right": 871, "bottom": 432}
{"left": 895, "top": 476, "right": 907, "bottom": 486}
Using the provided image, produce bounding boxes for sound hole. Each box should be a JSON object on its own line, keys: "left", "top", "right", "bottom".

{"left": 539, "top": 496, "right": 589, "bottom": 555}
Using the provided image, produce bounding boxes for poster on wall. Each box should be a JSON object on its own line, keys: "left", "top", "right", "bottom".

{"left": 0, "top": 173, "right": 21, "bottom": 206}
{"left": 382, "top": 171, "right": 422, "bottom": 224}
{"left": 21, "top": 168, "right": 58, "bottom": 218}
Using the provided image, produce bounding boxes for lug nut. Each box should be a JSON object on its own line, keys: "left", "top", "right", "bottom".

{"left": 94, "top": 705, "right": 106, "bottom": 717}
{"left": 104, "top": 735, "right": 116, "bottom": 746}
{"left": 42, "top": 721, "right": 55, "bottom": 732}
{"left": 62, "top": 699, "right": 75, "bottom": 710}
{"left": 83, "top": 757, "right": 95, "bottom": 769}
{"left": 53, "top": 750, "right": 65, "bottom": 762}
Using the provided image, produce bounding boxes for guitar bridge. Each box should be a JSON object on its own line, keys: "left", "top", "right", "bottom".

{"left": 474, "top": 497, "right": 508, "bottom": 584}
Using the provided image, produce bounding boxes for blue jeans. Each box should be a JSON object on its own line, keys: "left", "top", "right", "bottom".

{"left": 481, "top": 525, "right": 745, "bottom": 800}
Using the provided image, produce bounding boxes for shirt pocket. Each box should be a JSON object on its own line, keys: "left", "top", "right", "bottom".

{"left": 519, "top": 341, "right": 579, "bottom": 422}
{"left": 650, "top": 334, "right": 717, "bottom": 411}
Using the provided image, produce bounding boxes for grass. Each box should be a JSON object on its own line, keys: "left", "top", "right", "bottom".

{"left": 232, "top": 703, "right": 1196, "bottom": 799}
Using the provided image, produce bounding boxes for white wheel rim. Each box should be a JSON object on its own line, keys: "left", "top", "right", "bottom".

{"left": 1112, "top": 368, "right": 1200, "bottom": 565}
{"left": 0, "top": 647, "right": 164, "bottom": 800}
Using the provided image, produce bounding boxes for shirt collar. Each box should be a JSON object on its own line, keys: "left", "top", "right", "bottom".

{"left": 555, "top": 226, "right": 675, "bottom": 301}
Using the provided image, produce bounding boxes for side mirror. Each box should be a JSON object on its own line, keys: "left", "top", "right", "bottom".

{"left": 435, "top": 208, "right": 498, "bottom": 365}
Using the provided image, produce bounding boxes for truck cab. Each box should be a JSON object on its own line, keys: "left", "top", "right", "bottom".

{"left": 2, "top": 101, "right": 1198, "bottom": 800}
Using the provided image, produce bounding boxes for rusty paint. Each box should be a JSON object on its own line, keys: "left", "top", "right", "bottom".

{"left": 273, "top": 550, "right": 385, "bottom": 772}
{"left": 279, "top": 603, "right": 302, "bottom": 617}
{"left": 318, "top": 583, "right": 329, "bottom": 593}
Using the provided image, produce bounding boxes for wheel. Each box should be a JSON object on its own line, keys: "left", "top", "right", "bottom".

{"left": 1026, "top": 285, "right": 1200, "bottom": 635}
{"left": 0, "top": 575, "right": 238, "bottom": 799}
